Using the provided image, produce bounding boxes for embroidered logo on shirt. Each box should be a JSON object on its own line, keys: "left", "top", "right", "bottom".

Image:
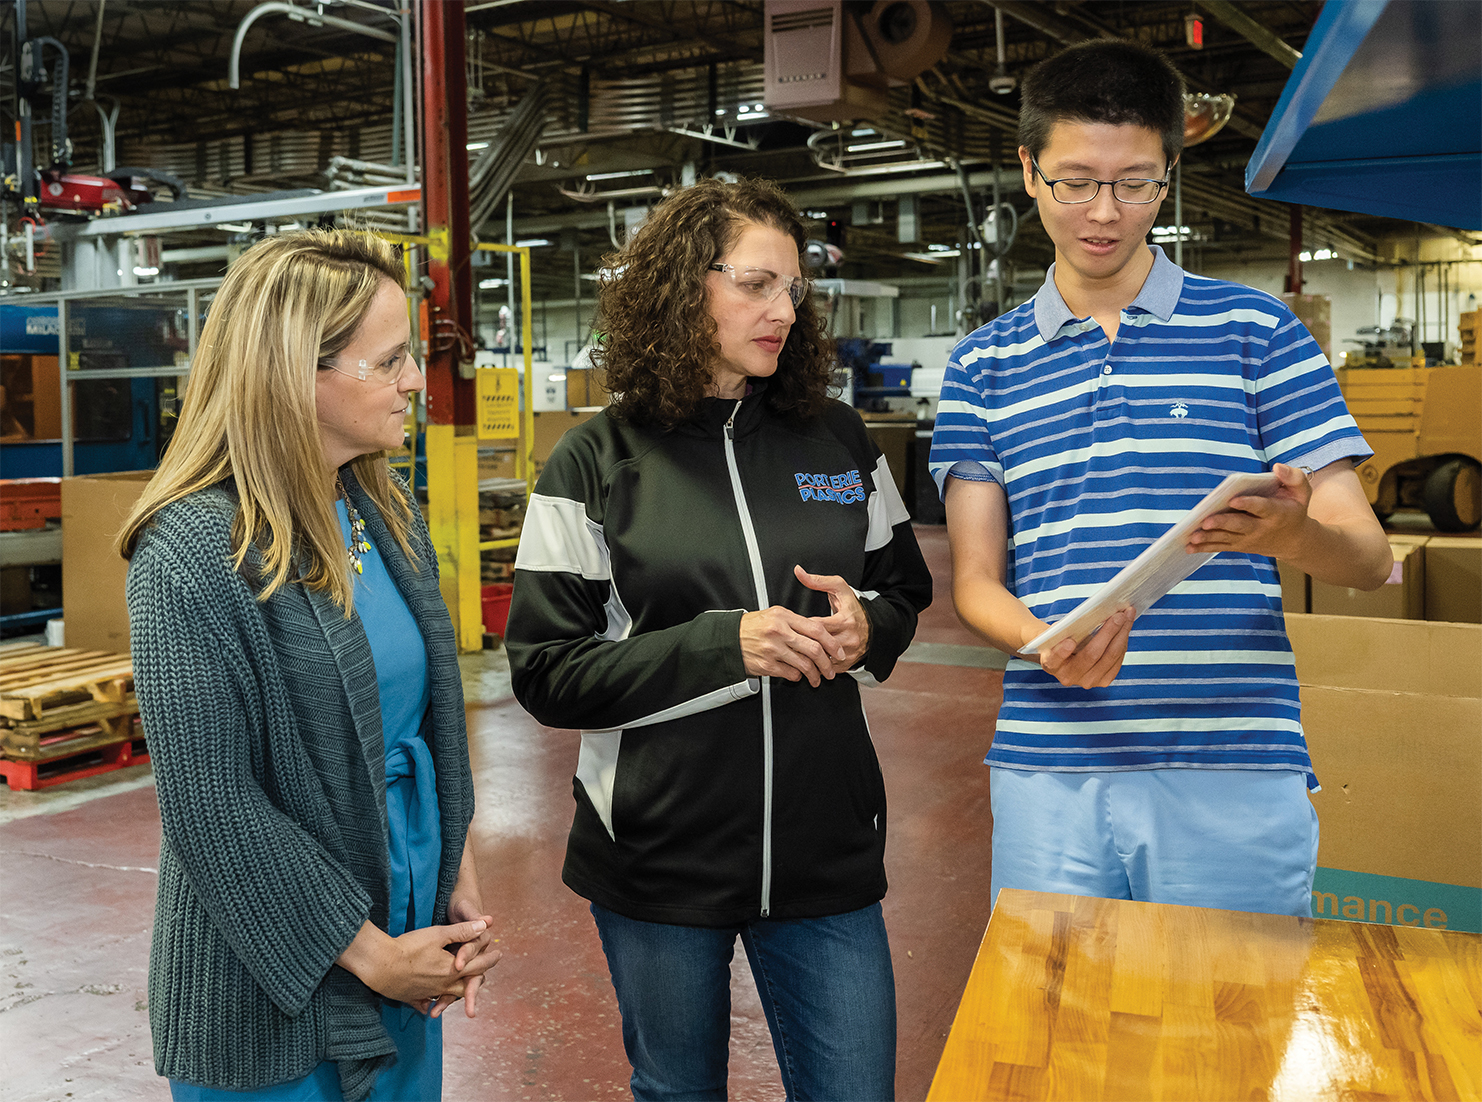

{"left": 796, "top": 470, "right": 865, "bottom": 504}
{"left": 1169, "top": 400, "right": 1189, "bottom": 419}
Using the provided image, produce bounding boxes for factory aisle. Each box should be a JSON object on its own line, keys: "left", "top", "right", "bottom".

{"left": 1, "top": 526, "right": 1007, "bottom": 1102}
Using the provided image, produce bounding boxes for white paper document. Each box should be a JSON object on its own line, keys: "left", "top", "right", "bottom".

{"left": 1017, "top": 471, "right": 1283, "bottom": 656}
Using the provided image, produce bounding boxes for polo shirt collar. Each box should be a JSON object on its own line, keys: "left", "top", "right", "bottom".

{"left": 1033, "top": 244, "right": 1185, "bottom": 342}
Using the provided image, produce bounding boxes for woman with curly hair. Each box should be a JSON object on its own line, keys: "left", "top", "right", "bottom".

{"left": 505, "top": 176, "right": 932, "bottom": 1100}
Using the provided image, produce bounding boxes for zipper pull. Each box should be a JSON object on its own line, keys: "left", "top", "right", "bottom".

{"left": 725, "top": 398, "right": 742, "bottom": 439}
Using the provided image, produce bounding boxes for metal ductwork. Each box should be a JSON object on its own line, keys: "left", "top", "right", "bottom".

{"left": 468, "top": 81, "right": 554, "bottom": 234}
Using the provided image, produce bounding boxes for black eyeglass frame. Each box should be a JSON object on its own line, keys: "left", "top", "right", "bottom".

{"left": 1029, "top": 156, "right": 1173, "bottom": 205}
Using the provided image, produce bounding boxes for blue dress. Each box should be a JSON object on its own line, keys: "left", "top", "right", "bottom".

{"left": 171, "top": 500, "right": 441, "bottom": 1101}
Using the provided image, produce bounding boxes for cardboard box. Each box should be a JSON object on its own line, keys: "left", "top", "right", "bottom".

{"left": 61, "top": 470, "right": 155, "bottom": 654}
{"left": 565, "top": 367, "right": 608, "bottom": 410}
{"left": 474, "top": 410, "right": 602, "bottom": 484}
{"left": 1287, "top": 613, "right": 1482, "bottom": 932}
{"left": 1310, "top": 535, "right": 1426, "bottom": 620}
{"left": 1277, "top": 558, "right": 1308, "bottom": 614}
{"left": 477, "top": 446, "right": 517, "bottom": 483}
{"left": 1424, "top": 536, "right": 1482, "bottom": 624}
{"left": 532, "top": 409, "right": 598, "bottom": 471}
{"left": 1282, "top": 293, "right": 1332, "bottom": 363}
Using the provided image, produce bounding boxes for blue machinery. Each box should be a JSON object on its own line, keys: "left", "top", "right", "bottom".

{"left": 0, "top": 284, "right": 211, "bottom": 478}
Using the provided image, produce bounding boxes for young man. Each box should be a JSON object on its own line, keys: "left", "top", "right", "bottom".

{"left": 929, "top": 39, "right": 1391, "bottom": 917}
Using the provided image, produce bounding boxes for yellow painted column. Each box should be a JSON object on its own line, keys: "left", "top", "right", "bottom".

{"left": 424, "top": 423, "right": 484, "bottom": 652}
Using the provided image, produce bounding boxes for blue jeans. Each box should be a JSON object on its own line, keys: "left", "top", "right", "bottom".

{"left": 590, "top": 903, "right": 896, "bottom": 1102}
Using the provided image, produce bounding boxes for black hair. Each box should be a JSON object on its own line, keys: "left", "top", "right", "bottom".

{"left": 1017, "top": 39, "right": 1186, "bottom": 167}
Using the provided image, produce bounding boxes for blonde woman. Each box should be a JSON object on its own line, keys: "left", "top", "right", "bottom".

{"left": 118, "top": 230, "right": 499, "bottom": 1102}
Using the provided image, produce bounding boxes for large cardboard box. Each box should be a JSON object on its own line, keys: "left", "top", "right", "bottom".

{"left": 1424, "top": 536, "right": 1482, "bottom": 624}
{"left": 532, "top": 409, "right": 598, "bottom": 472}
{"left": 1309, "top": 535, "right": 1426, "bottom": 620}
{"left": 61, "top": 470, "right": 155, "bottom": 654}
{"left": 1288, "top": 613, "right": 1482, "bottom": 932}
{"left": 1277, "top": 558, "right": 1308, "bottom": 614}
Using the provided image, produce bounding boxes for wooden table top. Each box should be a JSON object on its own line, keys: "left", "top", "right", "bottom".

{"left": 928, "top": 889, "right": 1482, "bottom": 1102}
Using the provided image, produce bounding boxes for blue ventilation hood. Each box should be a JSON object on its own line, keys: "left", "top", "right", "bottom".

{"left": 1245, "top": 0, "right": 1481, "bottom": 230}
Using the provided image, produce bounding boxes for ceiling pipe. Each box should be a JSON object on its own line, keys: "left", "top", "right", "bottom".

{"left": 1196, "top": 1, "right": 1303, "bottom": 69}
{"left": 83, "top": 0, "right": 106, "bottom": 101}
{"left": 983, "top": 0, "right": 1267, "bottom": 142}
{"left": 983, "top": 1, "right": 1099, "bottom": 47}
{"left": 229, "top": 2, "right": 397, "bottom": 90}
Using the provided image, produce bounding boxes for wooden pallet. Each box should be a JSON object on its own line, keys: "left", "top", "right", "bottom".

{"left": 1, "top": 700, "right": 140, "bottom": 759}
{"left": 0, "top": 642, "right": 146, "bottom": 790}
{"left": 0, "top": 644, "right": 134, "bottom": 722}
{"left": 0, "top": 720, "right": 148, "bottom": 791}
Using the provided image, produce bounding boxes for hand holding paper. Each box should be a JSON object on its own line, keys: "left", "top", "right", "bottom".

{"left": 1034, "top": 606, "right": 1137, "bottom": 689}
{"left": 1018, "top": 472, "right": 1283, "bottom": 657}
{"left": 1186, "top": 463, "right": 1313, "bottom": 558}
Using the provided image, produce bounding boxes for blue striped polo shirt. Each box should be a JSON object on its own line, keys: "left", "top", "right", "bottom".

{"left": 929, "top": 246, "right": 1370, "bottom": 788}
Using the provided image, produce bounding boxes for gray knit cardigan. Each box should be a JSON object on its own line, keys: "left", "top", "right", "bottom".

{"left": 126, "top": 467, "right": 475, "bottom": 1100}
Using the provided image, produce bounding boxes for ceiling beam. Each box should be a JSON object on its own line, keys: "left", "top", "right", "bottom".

{"left": 1195, "top": 1, "right": 1304, "bottom": 69}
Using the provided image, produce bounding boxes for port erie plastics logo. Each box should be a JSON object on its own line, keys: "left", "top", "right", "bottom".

{"left": 796, "top": 470, "right": 865, "bottom": 504}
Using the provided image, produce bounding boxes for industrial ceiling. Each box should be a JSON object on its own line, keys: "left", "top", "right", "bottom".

{"left": 4, "top": 0, "right": 1477, "bottom": 302}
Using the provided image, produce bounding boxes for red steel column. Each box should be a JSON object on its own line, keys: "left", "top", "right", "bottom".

{"left": 421, "top": 0, "right": 475, "bottom": 425}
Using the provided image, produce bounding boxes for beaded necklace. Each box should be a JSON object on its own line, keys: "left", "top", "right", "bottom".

{"left": 336, "top": 477, "right": 373, "bottom": 575}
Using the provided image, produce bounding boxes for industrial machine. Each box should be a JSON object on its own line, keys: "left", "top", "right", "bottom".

{"left": 1338, "top": 362, "right": 1482, "bottom": 532}
{"left": 1341, "top": 320, "right": 1415, "bottom": 370}
{"left": 0, "top": 298, "right": 186, "bottom": 478}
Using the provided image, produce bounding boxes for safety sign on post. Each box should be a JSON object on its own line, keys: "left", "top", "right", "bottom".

{"left": 476, "top": 367, "right": 520, "bottom": 439}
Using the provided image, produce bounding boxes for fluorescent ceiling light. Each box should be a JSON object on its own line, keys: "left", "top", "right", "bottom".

{"left": 467, "top": 141, "right": 490, "bottom": 151}
{"left": 479, "top": 278, "right": 508, "bottom": 289}
{"left": 586, "top": 169, "right": 648, "bottom": 181}
{"left": 133, "top": 266, "right": 159, "bottom": 277}
{"left": 845, "top": 139, "right": 907, "bottom": 153}
{"left": 515, "top": 238, "right": 553, "bottom": 247}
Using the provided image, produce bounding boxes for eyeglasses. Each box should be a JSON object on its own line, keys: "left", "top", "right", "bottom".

{"left": 1030, "top": 156, "right": 1171, "bottom": 205}
{"left": 708, "top": 264, "right": 811, "bottom": 307}
{"left": 318, "top": 348, "right": 416, "bottom": 385}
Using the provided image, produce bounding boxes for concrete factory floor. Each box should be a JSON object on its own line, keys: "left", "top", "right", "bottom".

{"left": 2, "top": 525, "right": 1009, "bottom": 1102}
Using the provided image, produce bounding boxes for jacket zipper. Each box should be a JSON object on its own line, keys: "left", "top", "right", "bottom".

{"left": 724, "top": 399, "right": 774, "bottom": 917}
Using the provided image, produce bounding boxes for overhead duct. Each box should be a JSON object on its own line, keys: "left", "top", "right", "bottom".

{"left": 468, "top": 81, "right": 554, "bottom": 234}
{"left": 764, "top": 0, "right": 952, "bottom": 123}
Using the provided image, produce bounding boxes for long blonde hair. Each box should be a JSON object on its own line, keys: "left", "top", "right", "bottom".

{"left": 117, "top": 229, "right": 417, "bottom": 610}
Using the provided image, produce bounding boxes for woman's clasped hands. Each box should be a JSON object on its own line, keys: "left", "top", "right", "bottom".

{"left": 739, "top": 565, "right": 871, "bottom": 688}
{"left": 337, "top": 909, "right": 502, "bottom": 1020}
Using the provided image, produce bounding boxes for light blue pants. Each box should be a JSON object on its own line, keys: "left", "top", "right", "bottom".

{"left": 988, "top": 767, "right": 1319, "bottom": 917}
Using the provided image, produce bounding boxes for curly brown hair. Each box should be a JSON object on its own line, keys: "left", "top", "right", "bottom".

{"left": 591, "top": 176, "right": 835, "bottom": 428}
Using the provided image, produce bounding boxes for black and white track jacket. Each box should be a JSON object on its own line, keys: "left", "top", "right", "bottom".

{"left": 506, "top": 385, "right": 932, "bottom": 927}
